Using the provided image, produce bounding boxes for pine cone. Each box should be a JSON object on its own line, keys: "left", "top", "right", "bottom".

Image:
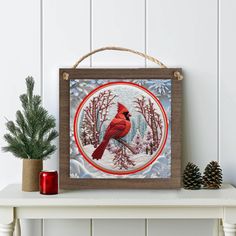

{"left": 183, "top": 162, "right": 202, "bottom": 190}
{"left": 203, "top": 161, "right": 223, "bottom": 189}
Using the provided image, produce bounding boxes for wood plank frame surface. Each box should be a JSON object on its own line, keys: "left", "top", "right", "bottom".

{"left": 59, "top": 68, "right": 182, "bottom": 189}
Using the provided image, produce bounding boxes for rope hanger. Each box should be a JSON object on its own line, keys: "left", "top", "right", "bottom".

{"left": 63, "top": 46, "right": 183, "bottom": 81}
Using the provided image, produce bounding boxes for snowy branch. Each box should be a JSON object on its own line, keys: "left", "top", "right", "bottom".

{"left": 116, "top": 139, "right": 138, "bottom": 154}
{"left": 134, "top": 96, "right": 164, "bottom": 148}
{"left": 80, "top": 89, "right": 117, "bottom": 147}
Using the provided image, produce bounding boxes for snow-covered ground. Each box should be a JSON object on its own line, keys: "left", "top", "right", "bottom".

{"left": 70, "top": 143, "right": 171, "bottom": 179}
{"left": 83, "top": 144, "right": 153, "bottom": 172}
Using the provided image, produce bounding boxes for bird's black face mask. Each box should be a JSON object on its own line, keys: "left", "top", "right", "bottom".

{"left": 123, "top": 112, "right": 131, "bottom": 121}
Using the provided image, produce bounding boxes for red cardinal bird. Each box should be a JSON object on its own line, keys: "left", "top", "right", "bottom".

{"left": 92, "top": 102, "right": 131, "bottom": 160}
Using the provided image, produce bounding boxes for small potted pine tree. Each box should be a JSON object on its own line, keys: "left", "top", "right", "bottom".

{"left": 2, "top": 77, "right": 58, "bottom": 192}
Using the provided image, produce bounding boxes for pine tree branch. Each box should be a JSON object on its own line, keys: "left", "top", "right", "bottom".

{"left": 47, "top": 130, "right": 58, "bottom": 142}
{"left": 2, "top": 77, "right": 58, "bottom": 159}
{"left": 26, "top": 76, "right": 34, "bottom": 106}
{"left": 40, "top": 145, "right": 57, "bottom": 159}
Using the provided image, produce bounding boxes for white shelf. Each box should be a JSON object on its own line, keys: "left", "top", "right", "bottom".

{"left": 0, "top": 184, "right": 235, "bottom": 207}
{"left": 1, "top": 184, "right": 236, "bottom": 235}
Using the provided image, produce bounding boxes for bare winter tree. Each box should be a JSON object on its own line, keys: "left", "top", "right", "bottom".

{"left": 134, "top": 96, "right": 163, "bottom": 148}
{"left": 81, "top": 90, "right": 117, "bottom": 148}
{"left": 80, "top": 122, "right": 93, "bottom": 146}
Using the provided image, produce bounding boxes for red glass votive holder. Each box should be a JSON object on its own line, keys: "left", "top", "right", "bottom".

{"left": 40, "top": 170, "right": 58, "bottom": 195}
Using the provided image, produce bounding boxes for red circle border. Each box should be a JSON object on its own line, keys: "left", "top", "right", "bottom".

{"left": 73, "top": 81, "right": 169, "bottom": 175}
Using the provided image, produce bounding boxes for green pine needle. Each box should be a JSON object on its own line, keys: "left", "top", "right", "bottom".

{"left": 2, "top": 76, "right": 58, "bottom": 160}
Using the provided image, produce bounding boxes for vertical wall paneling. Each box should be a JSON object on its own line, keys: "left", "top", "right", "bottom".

{"left": 92, "top": 1, "right": 146, "bottom": 235}
{"left": 147, "top": 0, "right": 218, "bottom": 169}
{"left": 93, "top": 220, "right": 145, "bottom": 236}
{"left": 42, "top": 0, "right": 91, "bottom": 170}
{"left": 219, "top": 0, "right": 236, "bottom": 185}
{"left": 147, "top": 0, "right": 218, "bottom": 235}
{"left": 92, "top": 0, "right": 145, "bottom": 67}
{"left": 43, "top": 220, "right": 91, "bottom": 236}
{"left": 42, "top": 1, "right": 91, "bottom": 235}
{"left": 0, "top": 1, "right": 41, "bottom": 236}
{"left": 148, "top": 220, "right": 216, "bottom": 236}
{"left": 0, "top": 0, "right": 40, "bottom": 191}
{"left": 20, "top": 220, "right": 42, "bottom": 236}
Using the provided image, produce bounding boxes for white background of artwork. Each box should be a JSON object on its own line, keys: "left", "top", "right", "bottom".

{"left": 0, "top": 0, "right": 235, "bottom": 235}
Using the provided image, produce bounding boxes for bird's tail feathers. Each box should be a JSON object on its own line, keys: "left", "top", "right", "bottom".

{"left": 92, "top": 139, "right": 109, "bottom": 160}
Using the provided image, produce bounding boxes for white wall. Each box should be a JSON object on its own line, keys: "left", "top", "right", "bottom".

{"left": 0, "top": 0, "right": 235, "bottom": 235}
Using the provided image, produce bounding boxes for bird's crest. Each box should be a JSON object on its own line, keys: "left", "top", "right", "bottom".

{"left": 117, "top": 103, "right": 128, "bottom": 113}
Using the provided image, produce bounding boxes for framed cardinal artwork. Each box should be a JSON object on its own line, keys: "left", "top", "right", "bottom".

{"left": 59, "top": 69, "right": 182, "bottom": 189}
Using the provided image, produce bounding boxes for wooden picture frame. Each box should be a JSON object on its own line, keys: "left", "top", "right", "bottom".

{"left": 59, "top": 68, "right": 182, "bottom": 189}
